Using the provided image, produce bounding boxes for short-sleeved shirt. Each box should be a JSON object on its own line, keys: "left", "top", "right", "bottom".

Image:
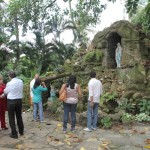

{"left": 4, "top": 77, "right": 23, "bottom": 99}
{"left": 88, "top": 78, "right": 102, "bottom": 103}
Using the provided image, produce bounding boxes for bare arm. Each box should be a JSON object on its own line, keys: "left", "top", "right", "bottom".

{"left": 59, "top": 84, "right": 66, "bottom": 95}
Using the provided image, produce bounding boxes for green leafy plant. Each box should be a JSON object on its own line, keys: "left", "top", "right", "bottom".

{"left": 100, "top": 92, "right": 118, "bottom": 113}
{"left": 135, "top": 113, "right": 150, "bottom": 122}
{"left": 101, "top": 116, "right": 112, "bottom": 128}
{"left": 138, "top": 99, "right": 150, "bottom": 115}
{"left": 121, "top": 113, "right": 134, "bottom": 124}
{"left": 118, "top": 98, "right": 136, "bottom": 113}
{"left": 84, "top": 50, "right": 103, "bottom": 63}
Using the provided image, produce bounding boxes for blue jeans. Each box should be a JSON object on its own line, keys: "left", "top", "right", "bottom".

{"left": 87, "top": 101, "right": 99, "bottom": 130}
{"left": 63, "top": 102, "right": 77, "bottom": 131}
{"left": 33, "top": 101, "right": 43, "bottom": 121}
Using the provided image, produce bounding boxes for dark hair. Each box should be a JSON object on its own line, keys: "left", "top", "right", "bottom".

{"left": 8, "top": 71, "right": 16, "bottom": 78}
{"left": 66, "top": 75, "right": 76, "bottom": 89}
{"left": 33, "top": 78, "right": 41, "bottom": 89}
{"left": 90, "top": 71, "right": 96, "bottom": 78}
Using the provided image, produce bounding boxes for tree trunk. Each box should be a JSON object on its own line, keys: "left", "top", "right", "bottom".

{"left": 14, "top": 15, "right": 20, "bottom": 72}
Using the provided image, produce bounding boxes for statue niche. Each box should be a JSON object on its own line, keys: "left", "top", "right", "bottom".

{"left": 106, "top": 32, "right": 121, "bottom": 68}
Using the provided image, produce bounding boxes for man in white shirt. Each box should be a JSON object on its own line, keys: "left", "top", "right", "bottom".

{"left": 30, "top": 74, "right": 39, "bottom": 107}
{"left": 83, "top": 71, "right": 102, "bottom": 132}
{"left": 3, "top": 71, "right": 24, "bottom": 138}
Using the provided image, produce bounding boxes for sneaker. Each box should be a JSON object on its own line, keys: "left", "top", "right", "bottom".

{"left": 40, "top": 120, "right": 47, "bottom": 123}
{"left": 92, "top": 127, "right": 97, "bottom": 131}
{"left": 83, "top": 128, "right": 92, "bottom": 132}
{"left": 71, "top": 128, "right": 75, "bottom": 133}
{"left": 63, "top": 128, "right": 67, "bottom": 134}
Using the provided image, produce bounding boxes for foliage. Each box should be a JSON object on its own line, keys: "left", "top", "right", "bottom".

{"left": 138, "top": 99, "right": 150, "bottom": 115}
{"left": 46, "top": 100, "right": 61, "bottom": 114}
{"left": 62, "top": 0, "right": 108, "bottom": 44}
{"left": 118, "top": 98, "right": 136, "bottom": 114}
{"left": 125, "top": 0, "right": 150, "bottom": 33}
{"left": 101, "top": 116, "right": 112, "bottom": 128}
{"left": 121, "top": 113, "right": 134, "bottom": 123}
{"left": 84, "top": 50, "right": 103, "bottom": 63}
{"left": 135, "top": 113, "right": 150, "bottom": 122}
{"left": 23, "top": 82, "right": 30, "bottom": 107}
{"left": 100, "top": 92, "right": 118, "bottom": 114}
{"left": 100, "top": 92, "right": 118, "bottom": 105}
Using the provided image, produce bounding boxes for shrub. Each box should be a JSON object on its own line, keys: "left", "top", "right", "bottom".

{"left": 84, "top": 50, "right": 103, "bottom": 63}
{"left": 101, "top": 116, "right": 112, "bottom": 128}
{"left": 135, "top": 113, "right": 150, "bottom": 122}
{"left": 100, "top": 92, "right": 118, "bottom": 114}
{"left": 121, "top": 113, "right": 134, "bottom": 124}
{"left": 138, "top": 99, "right": 150, "bottom": 115}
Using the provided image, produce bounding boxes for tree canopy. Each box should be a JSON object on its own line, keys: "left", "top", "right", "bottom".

{"left": 1, "top": 0, "right": 149, "bottom": 77}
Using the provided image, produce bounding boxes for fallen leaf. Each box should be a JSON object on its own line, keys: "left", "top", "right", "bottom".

{"left": 98, "top": 146, "right": 103, "bottom": 150}
{"left": 140, "top": 131, "right": 146, "bottom": 134}
{"left": 102, "top": 140, "right": 110, "bottom": 145}
{"left": 144, "top": 145, "right": 150, "bottom": 149}
{"left": 16, "top": 144, "right": 23, "bottom": 149}
{"left": 132, "top": 129, "right": 138, "bottom": 134}
{"left": 47, "top": 136, "right": 53, "bottom": 142}
{"left": 64, "top": 140, "right": 71, "bottom": 146}
{"left": 57, "top": 123, "right": 62, "bottom": 127}
{"left": 80, "top": 147, "right": 86, "bottom": 150}
{"left": 145, "top": 139, "right": 150, "bottom": 144}
{"left": 54, "top": 138, "right": 60, "bottom": 142}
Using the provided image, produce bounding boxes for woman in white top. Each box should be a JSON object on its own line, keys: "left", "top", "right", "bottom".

{"left": 59, "top": 75, "right": 82, "bottom": 133}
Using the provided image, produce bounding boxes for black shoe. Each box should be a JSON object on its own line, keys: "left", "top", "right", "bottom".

{"left": 19, "top": 130, "right": 24, "bottom": 136}
{"left": 10, "top": 134, "right": 18, "bottom": 139}
{"left": 20, "top": 132, "right": 24, "bottom": 136}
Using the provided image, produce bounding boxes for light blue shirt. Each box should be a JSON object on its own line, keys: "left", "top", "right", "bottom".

{"left": 32, "top": 86, "right": 47, "bottom": 103}
{"left": 4, "top": 77, "right": 23, "bottom": 99}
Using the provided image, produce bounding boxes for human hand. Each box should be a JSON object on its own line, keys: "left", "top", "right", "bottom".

{"left": 41, "top": 82, "right": 45, "bottom": 85}
{"left": 0, "top": 94, "right": 5, "bottom": 98}
{"left": 90, "top": 101, "right": 94, "bottom": 107}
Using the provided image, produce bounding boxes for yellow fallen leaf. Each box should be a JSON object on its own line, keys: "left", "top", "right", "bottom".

{"left": 57, "top": 123, "right": 62, "bottom": 127}
{"left": 16, "top": 144, "right": 23, "bottom": 149}
{"left": 65, "top": 134, "right": 70, "bottom": 138}
{"left": 102, "top": 143, "right": 107, "bottom": 146}
{"left": 144, "top": 145, "right": 150, "bottom": 149}
{"left": 80, "top": 147, "right": 86, "bottom": 150}
{"left": 98, "top": 146, "right": 103, "bottom": 150}
{"left": 65, "top": 140, "right": 71, "bottom": 145}
{"left": 102, "top": 140, "right": 110, "bottom": 145}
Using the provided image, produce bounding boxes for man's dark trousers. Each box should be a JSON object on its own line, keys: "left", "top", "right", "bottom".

{"left": 7, "top": 99, "right": 24, "bottom": 136}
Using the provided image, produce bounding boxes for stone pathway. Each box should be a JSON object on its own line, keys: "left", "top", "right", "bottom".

{"left": 0, "top": 111, "right": 150, "bottom": 150}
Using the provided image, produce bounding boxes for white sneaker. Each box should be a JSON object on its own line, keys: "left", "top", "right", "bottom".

{"left": 40, "top": 120, "right": 47, "bottom": 123}
{"left": 83, "top": 128, "right": 92, "bottom": 132}
{"left": 92, "top": 127, "right": 97, "bottom": 130}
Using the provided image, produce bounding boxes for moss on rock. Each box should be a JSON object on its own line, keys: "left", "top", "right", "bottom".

{"left": 83, "top": 50, "right": 104, "bottom": 63}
